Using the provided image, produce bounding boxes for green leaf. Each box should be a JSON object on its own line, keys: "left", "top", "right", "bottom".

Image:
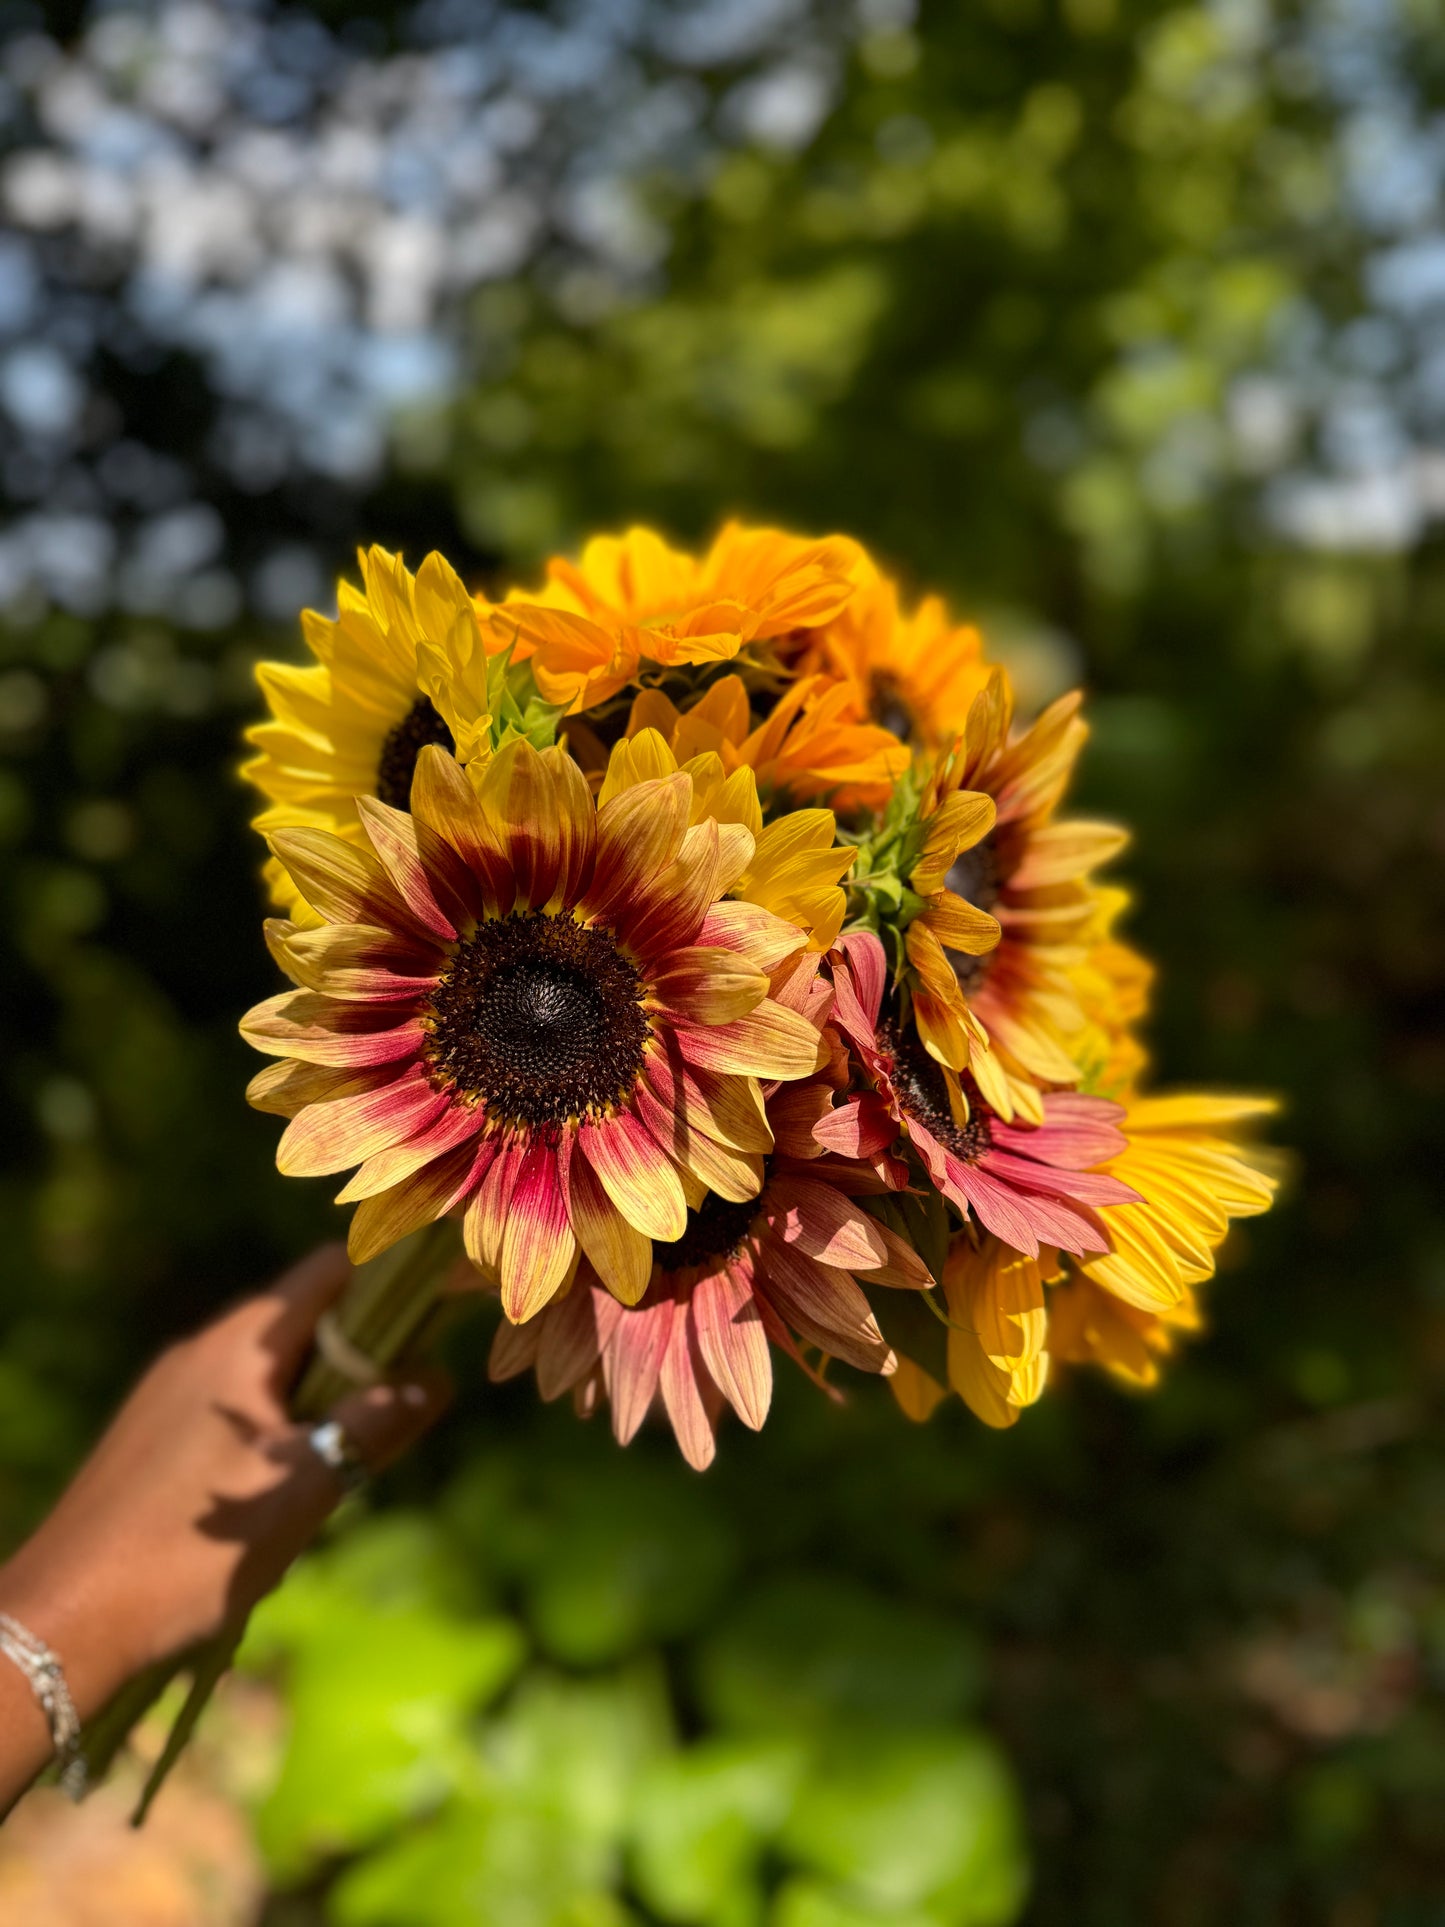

{"left": 253, "top": 1571, "right": 524, "bottom": 1880}
{"left": 779, "top": 1729, "right": 1028, "bottom": 1924}
{"left": 629, "top": 1737, "right": 803, "bottom": 1924}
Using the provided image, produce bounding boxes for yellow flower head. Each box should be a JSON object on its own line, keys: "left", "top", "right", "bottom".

{"left": 243, "top": 546, "right": 498, "bottom": 918}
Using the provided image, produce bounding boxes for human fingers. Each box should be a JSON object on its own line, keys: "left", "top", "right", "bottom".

{"left": 276, "top": 1366, "right": 454, "bottom": 1524}
{"left": 211, "top": 1243, "right": 352, "bottom": 1389}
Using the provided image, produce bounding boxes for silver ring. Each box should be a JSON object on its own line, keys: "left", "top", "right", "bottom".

{"left": 307, "top": 1418, "right": 368, "bottom": 1494}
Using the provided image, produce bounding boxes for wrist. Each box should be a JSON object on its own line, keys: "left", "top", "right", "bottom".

{"left": 0, "top": 1543, "right": 148, "bottom": 1725}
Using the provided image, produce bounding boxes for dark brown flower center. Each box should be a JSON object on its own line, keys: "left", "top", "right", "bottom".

{"left": 883, "top": 1021, "right": 992, "bottom": 1164}
{"left": 944, "top": 830, "right": 1002, "bottom": 993}
{"left": 376, "top": 696, "right": 456, "bottom": 809}
{"left": 655, "top": 1184, "right": 763, "bottom": 1274}
{"left": 425, "top": 913, "right": 648, "bottom": 1130}
{"left": 872, "top": 669, "right": 915, "bottom": 742}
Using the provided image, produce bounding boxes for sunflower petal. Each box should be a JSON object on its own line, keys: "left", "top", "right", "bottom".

{"left": 501, "top": 1143, "right": 576, "bottom": 1321}
{"left": 579, "top": 1111, "right": 688, "bottom": 1241}
{"left": 564, "top": 1146, "right": 654, "bottom": 1305}
{"left": 604, "top": 1295, "right": 675, "bottom": 1445}
{"left": 692, "top": 1265, "right": 772, "bottom": 1430}
{"left": 659, "top": 1303, "right": 718, "bottom": 1470}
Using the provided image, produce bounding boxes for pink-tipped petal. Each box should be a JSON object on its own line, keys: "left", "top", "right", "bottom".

{"left": 563, "top": 1147, "right": 654, "bottom": 1305}
{"left": 579, "top": 1111, "right": 687, "bottom": 1242}
{"left": 604, "top": 1294, "right": 675, "bottom": 1445}
{"left": 659, "top": 1302, "right": 718, "bottom": 1470}
{"left": 501, "top": 1142, "right": 576, "bottom": 1321}
{"left": 276, "top": 1067, "right": 450, "bottom": 1178}
{"left": 755, "top": 1231, "right": 894, "bottom": 1374}
{"left": 762, "top": 1175, "right": 889, "bottom": 1270}
{"left": 692, "top": 1264, "right": 772, "bottom": 1431}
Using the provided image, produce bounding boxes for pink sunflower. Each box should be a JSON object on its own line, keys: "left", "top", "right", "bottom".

{"left": 816, "top": 930, "right": 1140, "bottom": 1258}
{"left": 488, "top": 1073, "right": 932, "bottom": 1468}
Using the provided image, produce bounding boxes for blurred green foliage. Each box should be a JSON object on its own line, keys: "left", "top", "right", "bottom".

{"left": 3, "top": 1, "right": 1445, "bottom": 1922}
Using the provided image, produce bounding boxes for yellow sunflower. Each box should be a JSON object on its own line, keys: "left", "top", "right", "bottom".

{"left": 243, "top": 545, "right": 497, "bottom": 918}
{"left": 243, "top": 737, "right": 824, "bottom": 1324}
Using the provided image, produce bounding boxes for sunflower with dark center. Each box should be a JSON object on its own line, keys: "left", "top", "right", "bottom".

{"left": 489, "top": 1079, "right": 934, "bottom": 1469}
{"left": 243, "top": 736, "right": 829, "bottom": 1325}
{"left": 901, "top": 668, "right": 1134, "bottom": 1123}
{"left": 820, "top": 931, "right": 1142, "bottom": 1260}
{"left": 376, "top": 697, "right": 456, "bottom": 810}
{"left": 243, "top": 545, "right": 495, "bottom": 925}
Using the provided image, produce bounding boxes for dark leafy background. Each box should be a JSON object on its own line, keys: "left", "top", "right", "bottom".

{"left": 1, "top": 1, "right": 1442, "bottom": 1920}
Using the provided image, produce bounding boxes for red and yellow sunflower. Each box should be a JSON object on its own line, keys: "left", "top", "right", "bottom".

{"left": 243, "top": 738, "right": 827, "bottom": 1324}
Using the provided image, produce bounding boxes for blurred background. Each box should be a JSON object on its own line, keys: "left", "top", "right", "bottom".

{"left": 0, "top": 0, "right": 1442, "bottom": 1920}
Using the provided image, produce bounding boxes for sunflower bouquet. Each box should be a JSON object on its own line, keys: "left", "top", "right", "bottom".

{"left": 240, "top": 525, "right": 1279, "bottom": 1458}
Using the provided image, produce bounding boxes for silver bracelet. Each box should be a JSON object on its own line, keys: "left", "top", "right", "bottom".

{"left": 0, "top": 1611, "right": 87, "bottom": 1799}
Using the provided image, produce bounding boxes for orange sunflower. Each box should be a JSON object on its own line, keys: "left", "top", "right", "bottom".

{"left": 482, "top": 522, "right": 865, "bottom": 715}
{"left": 783, "top": 546, "right": 992, "bottom": 751}
{"left": 242, "top": 739, "right": 824, "bottom": 1324}
{"left": 620, "top": 671, "right": 909, "bottom": 815}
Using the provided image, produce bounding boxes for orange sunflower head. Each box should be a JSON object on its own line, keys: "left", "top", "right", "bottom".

{"left": 782, "top": 545, "right": 992, "bottom": 752}
{"left": 481, "top": 522, "right": 865, "bottom": 716}
{"left": 242, "top": 739, "right": 826, "bottom": 1325}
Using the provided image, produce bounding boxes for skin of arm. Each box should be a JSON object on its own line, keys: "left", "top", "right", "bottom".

{"left": 0, "top": 1244, "right": 450, "bottom": 1811}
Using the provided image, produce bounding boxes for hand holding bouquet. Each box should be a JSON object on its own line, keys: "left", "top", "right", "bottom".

{"left": 243, "top": 525, "right": 1278, "bottom": 1457}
